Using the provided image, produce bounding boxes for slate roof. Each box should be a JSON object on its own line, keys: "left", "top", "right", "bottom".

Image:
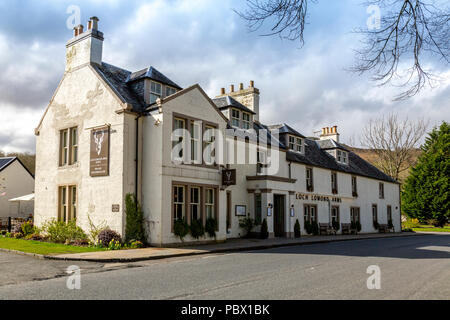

{"left": 94, "top": 63, "right": 147, "bottom": 113}
{"left": 268, "top": 124, "right": 306, "bottom": 138}
{"left": 0, "top": 157, "right": 15, "bottom": 172}
{"left": 126, "top": 66, "right": 182, "bottom": 90}
{"left": 286, "top": 139, "right": 397, "bottom": 183}
{"left": 316, "top": 139, "right": 349, "bottom": 151}
{"left": 213, "top": 96, "right": 256, "bottom": 114}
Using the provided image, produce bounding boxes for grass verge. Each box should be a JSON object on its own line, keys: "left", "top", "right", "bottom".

{"left": 411, "top": 225, "right": 450, "bottom": 233}
{"left": 0, "top": 237, "right": 106, "bottom": 255}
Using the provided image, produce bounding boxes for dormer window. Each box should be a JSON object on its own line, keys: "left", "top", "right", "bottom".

{"left": 150, "top": 81, "right": 162, "bottom": 104}
{"left": 242, "top": 112, "right": 251, "bottom": 129}
{"left": 289, "top": 136, "right": 304, "bottom": 153}
{"left": 166, "top": 86, "right": 177, "bottom": 97}
{"left": 231, "top": 109, "right": 240, "bottom": 128}
{"left": 337, "top": 150, "right": 348, "bottom": 164}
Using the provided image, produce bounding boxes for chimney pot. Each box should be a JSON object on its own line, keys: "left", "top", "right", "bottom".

{"left": 90, "top": 16, "right": 99, "bottom": 30}
{"left": 333, "top": 126, "right": 338, "bottom": 133}
{"left": 73, "top": 27, "right": 79, "bottom": 37}
{"left": 76, "top": 24, "right": 84, "bottom": 35}
{"left": 239, "top": 83, "right": 244, "bottom": 91}
{"left": 230, "top": 85, "right": 235, "bottom": 93}
{"left": 220, "top": 88, "right": 225, "bottom": 95}
{"left": 250, "top": 80, "right": 254, "bottom": 88}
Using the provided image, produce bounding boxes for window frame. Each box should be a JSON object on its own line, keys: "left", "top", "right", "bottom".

{"left": 306, "top": 167, "right": 314, "bottom": 192}
{"left": 172, "top": 182, "right": 219, "bottom": 232}
{"left": 351, "top": 176, "right": 358, "bottom": 197}
{"left": 350, "top": 207, "right": 360, "bottom": 224}
{"left": 372, "top": 204, "right": 378, "bottom": 224}
{"left": 58, "top": 185, "right": 77, "bottom": 223}
{"left": 379, "top": 183, "right": 385, "bottom": 199}
{"left": 173, "top": 185, "right": 186, "bottom": 224}
{"left": 289, "top": 135, "right": 304, "bottom": 153}
{"left": 59, "top": 127, "right": 78, "bottom": 167}
{"left": 150, "top": 81, "right": 162, "bottom": 104}
{"left": 165, "top": 86, "right": 177, "bottom": 98}
{"left": 242, "top": 112, "right": 251, "bottom": 129}
{"left": 231, "top": 109, "right": 240, "bottom": 128}
{"left": 331, "top": 206, "right": 340, "bottom": 225}
{"left": 331, "top": 172, "right": 338, "bottom": 194}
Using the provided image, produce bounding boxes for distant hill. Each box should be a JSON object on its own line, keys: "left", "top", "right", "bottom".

{"left": 348, "top": 146, "right": 422, "bottom": 182}
{"left": 0, "top": 151, "right": 35, "bottom": 175}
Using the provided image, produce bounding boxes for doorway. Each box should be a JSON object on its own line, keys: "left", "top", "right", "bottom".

{"left": 274, "top": 194, "right": 286, "bottom": 237}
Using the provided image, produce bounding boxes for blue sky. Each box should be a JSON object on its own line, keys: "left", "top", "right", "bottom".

{"left": 0, "top": 0, "right": 449, "bottom": 152}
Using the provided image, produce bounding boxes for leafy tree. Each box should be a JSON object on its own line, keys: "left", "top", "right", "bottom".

{"left": 294, "top": 219, "right": 301, "bottom": 238}
{"left": 402, "top": 122, "right": 449, "bottom": 227}
{"left": 125, "top": 194, "right": 146, "bottom": 243}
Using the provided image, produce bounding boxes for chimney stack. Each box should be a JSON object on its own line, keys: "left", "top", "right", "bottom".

{"left": 215, "top": 80, "right": 260, "bottom": 121}
{"left": 66, "top": 16, "right": 104, "bottom": 71}
{"left": 320, "top": 126, "right": 340, "bottom": 142}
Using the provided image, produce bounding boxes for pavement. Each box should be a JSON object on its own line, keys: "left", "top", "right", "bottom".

{"left": 51, "top": 232, "right": 425, "bottom": 263}
{"left": 0, "top": 233, "right": 448, "bottom": 299}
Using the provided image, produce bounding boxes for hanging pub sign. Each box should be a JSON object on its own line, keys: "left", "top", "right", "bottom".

{"left": 222, "top": 169, "right": 236, "bottom": 186}
{"left": 90, "top": 126, "right": 110, "bottom": 177}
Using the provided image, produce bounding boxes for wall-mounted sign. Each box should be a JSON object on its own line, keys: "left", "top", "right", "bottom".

{"left": 112, "top": 204, "right": 120, "bottom": 213}
{"left": 290, "top": 207, "right": 295, "bottom": 217}
{"left": 295, "top": 193, "right": 342, "bottom": 203}
{"left": 235, "top": 205, "right": 247, "bottom": 217}
{"left": 222, "top": 169, "right": 237, "bottom": 186}
{"left": 90, "top": 126, "right": 110, "bottom": 177}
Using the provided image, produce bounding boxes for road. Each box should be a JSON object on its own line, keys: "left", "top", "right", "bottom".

{"left": 0, "top": 234, "right": 448, "bottom": 300}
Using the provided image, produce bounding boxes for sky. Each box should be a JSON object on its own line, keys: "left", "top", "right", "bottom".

{"left": 0, "top": 0, "right": 449, "bottom": 153}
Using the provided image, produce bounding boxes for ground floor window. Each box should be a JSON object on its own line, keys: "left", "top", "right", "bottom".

{"left": 58, "top": 185, "right": 77, "bottom": 223}
{"left": 350, "top": 207, "right": 360, "bottom": 223}
{"left": 331, "top": 206, "right": 340, "bottom": 225}
{"left": 205, "top": 188, "right": 215, "bottom": 220}
{"left": 255, "top": 194, "right": 262, "bottom": 225}
{"left": 387, "top": 205, "right": 392, "bottom": 224}
{"left": 372, "top": 204, "right": 378, "bottom": 225}
{"left": 172, "top": 183, "right": 218, "bottom": 231}
{"left": 304, "top": 205, "right": 317, "bottom": 224}
{"left": 173, "top": 186, "right": 185, "bottom": 224}
{"left": 190, "top": 187, "right": 201, "bottom": 221}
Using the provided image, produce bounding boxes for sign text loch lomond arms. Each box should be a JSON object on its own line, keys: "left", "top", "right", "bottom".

{"left": 296, "top": 193, "right": 342, "bottom": 203}
{"left": 90, "top": 126, "right": 110, "bottom": 177}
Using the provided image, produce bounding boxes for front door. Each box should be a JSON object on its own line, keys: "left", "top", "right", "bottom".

{"left": 274, "top": 194, "right": 285, "bottom": 237}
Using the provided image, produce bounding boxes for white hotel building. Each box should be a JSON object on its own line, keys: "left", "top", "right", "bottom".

{"left": 34, "top": 18, "right": 401, "bottom": 246}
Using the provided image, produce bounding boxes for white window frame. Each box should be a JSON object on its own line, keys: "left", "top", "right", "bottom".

{"left": 173, "top": 186, "right": 185, "bottom": 222}
{"left": 190, "top": 187, "right": 201, "bottom": 221}
{"left": 190, "top": 121, "right": 202, "bottom": 163}
{"left": 205, "top": 188, "right": 215, "bottom": 220}
{"left": 231, "top": 109, "right": 240, "bottom": 128}
{"left": 289, "top": 135, "right": 304, "bottom": 153}
{"left": 165, "top": 86, "right": 177, "bottom": 97}
{"left": 242, "top": 112, "right": 251, "bottom": 129}
{"left": 150, "top": 81, "right": 162, "bottom": 104}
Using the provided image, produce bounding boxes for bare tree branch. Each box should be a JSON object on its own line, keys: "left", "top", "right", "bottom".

{"left": 236, "top": 0, "right": 450, "bottom": 99}
{"left": 352, "top": 0, "right": 450, "bottom": 100}
{"left": 360, "top": 113, "right": 429, "bottom": 181}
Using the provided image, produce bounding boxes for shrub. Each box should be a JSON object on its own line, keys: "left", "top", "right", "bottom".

{"left": 312, "top": 222, "right": 319, "bottom": 236}
{"left": 42, "top": 219, "right": 87, "bottom": 244}
{"left": 332, "top": 220, "right": 340, "bottom": 231}
{"left": 305, "top": 221, "right": 313, "bottom": 235}
{"left": 87, "top": 214, "right": 107, "bottom": 245}
{"left": 125, "top": 194, "right": 146, "bottom": 243}
{"left": 128, "top": 240, "right": 144, "bottom": 249}
{"left": 260, "top": 219, "right": 269, "bottom": 239}
{"left": 108, "top": 239, "right": 122, "bottom": 251}
{"left": 21, "top": 221, "right": 35, "bottom": 237}
{"left": 174, "top": 219, "right": 189, "bottom": 242}
{"left": 294, "top": 220, "right": 301, "bottom": 238}
{"left": 190, "top": 219, "right": 205, "bottom": 239}
{"left": 356, "top": 221, "right": 362, "bottom": 232}
{"left": 205, "top": 218, "right": 217, "bottom": 239}
{"left": 373, "top": 221, "right": 379, "bottom": 230}
{"left": 13, "top": 233, "right": 23, "bottom": 239}
{"left": 98, "top": 228, "right": 122, "bottom": 247}
{"left": 239, "top": 217, "right": 255, "bottom": 238}
{"left": 388, "top": 220, "right": 394, "bottom": 229}
{"left": 25, "top": 233, "right": 43, "bottom": 241}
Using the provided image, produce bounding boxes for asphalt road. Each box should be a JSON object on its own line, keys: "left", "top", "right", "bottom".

{"left": 0, "top": 234, "right": 448, "bottom": 300}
